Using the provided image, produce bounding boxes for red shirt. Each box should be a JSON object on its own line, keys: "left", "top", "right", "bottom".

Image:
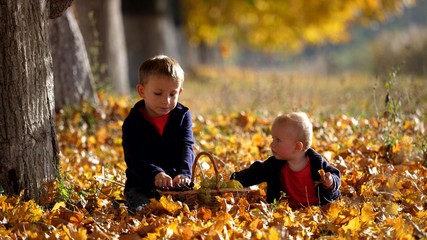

{"left": 140, "top": 107, "right": 170, "bottom": 135}
{"left": 280, "top": 160, "right": 319, "bottom": 208}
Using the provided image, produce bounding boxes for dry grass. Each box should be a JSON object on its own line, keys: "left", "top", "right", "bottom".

{"left": 181, "top": 66, "right": 427, "bottom": 120}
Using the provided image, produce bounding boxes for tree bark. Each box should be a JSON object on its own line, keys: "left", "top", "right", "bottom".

{"left": 0, "top": 0, "right": 69, "bottom": 201}
{"left": 49, "top": 9, "right": 99, "bottom": 110}
{"left": 74, "top": 0, "right": 130, "bottom": 94}
{"left": 122, "top": 0, "right": 181, "bottom": 87}
{"left": 49, "top": 0, "right": 73, "bottom": 19}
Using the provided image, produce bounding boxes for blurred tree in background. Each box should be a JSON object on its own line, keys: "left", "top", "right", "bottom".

{"left": 74, "top": 0, "right": 130, "bottom": 94}
{"left": 49, "top": 9, "right": 99, "bottom": 110}
{"left": 181, "top": 0, "right": 416, "bottom": 54}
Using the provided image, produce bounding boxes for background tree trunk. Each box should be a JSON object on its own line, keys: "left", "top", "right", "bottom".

{"left": 0, "top": 0, "right": 70, "bottom": 201}
{"left": 122, "top": 0, "right": 181, "bottom": 87}
{"left": 74, "top": 0, "right": 130, "bottom": 94}
{"left": 49, "top": 8, "right": 99, "bottom": 110}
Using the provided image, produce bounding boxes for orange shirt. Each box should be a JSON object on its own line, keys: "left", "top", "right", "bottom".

{"left": 280, "top": 161, "right": 319, "bottom": 208}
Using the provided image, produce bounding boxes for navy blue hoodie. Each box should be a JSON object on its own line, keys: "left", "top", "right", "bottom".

{"left": 122, "top": 100, "right": 195, "bottom": 195}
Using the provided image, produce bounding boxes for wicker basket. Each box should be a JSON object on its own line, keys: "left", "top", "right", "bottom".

{"left": 157, "top": 151, "right": 252, "bottom": 208}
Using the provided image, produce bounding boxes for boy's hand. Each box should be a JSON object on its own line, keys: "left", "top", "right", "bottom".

{"left": 173, "top": 174, "right": 191, "bottom": 186}
{"left": 321, "top": 172, "right": 333, "bottom": 189}
{"left": 154, "top": 172, "right": 173, "bottom": 188}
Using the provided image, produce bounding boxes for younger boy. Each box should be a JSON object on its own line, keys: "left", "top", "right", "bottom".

{"left": 122, "top": 55, "right": 195, "bottom": 212}
{"left": 231, "top": 112, "right": 341, "bottom": 208}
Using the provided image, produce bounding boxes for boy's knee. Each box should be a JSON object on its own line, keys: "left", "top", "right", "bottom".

{"left": 125, "top": 188, "right": 150, "bottom": 213}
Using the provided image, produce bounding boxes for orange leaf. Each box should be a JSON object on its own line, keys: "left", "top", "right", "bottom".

{"left": 318, "top": 169, "right": 325, "bottom": 178}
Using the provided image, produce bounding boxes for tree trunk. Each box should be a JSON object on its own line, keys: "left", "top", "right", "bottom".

{"left": 74, "top": 0, "right": 130, "bottom": 94}
{"left": 122, "top": 0, "right": 181, "bottom": 87}
{"left": 0, "top": 0, "right": 70, "bottom": 201}
{"left": 49, "top": 8, "right": 99, "bottom": 110}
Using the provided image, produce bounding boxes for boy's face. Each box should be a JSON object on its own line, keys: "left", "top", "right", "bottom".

{"left": 270, "top": 122, "right": 298, "bottom": 160}
{"left": 137, "top": 74, "right": 182, "bottom": 118}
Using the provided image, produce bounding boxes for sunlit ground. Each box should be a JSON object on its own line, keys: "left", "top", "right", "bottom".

{"left": 179, "top": 66, "right": 427, "bottom": 120}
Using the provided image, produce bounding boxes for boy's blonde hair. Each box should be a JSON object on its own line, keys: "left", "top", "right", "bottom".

{"left": 138, "top": 55, "right": 184, "bottom": 85}
{"left": 273, "top": 112, "right": 313, "bottom": 151}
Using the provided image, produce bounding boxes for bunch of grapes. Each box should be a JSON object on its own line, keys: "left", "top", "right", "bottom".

{"left": 197, "top": 174, "right": 227, "bottom": 203}
{"left": 199, "top": 174, "right": 227, "bottom": 189}
{"left": 197, "top": 187, "right": 212, "bottom": 204}
{"left": 196, "top": 174, "right": 244, "bottom": 203}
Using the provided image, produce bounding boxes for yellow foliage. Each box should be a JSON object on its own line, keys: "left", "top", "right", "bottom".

{"left": 181, "top": 0, "right": 414, "bottom": 53}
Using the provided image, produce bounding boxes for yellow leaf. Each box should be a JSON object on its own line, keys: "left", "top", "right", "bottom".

{"left": 249, "top": 218, "right": 261, "bottom": 231}
{"left": 77, "top": 228, "right": 88, "bottom": 240}
{"left": 385, "top": 217, "right": 414, "bottom": 239}
{"left": 255, "top": 229, "right": 263, "bottom": 239}
{"left": 159, "top": 195, "right": 182, "bottom": 214}
{"left": 52, "top": 201, "right": 66, "bottom": 211}
{"left": 322, "top": 151, "right": 334, "bottom": 161}
{"left": 27, "top": 230, "right": 38, "bottom": 239}
{"left": 361, "top": 202, "right": 377, "bottom": 223}
{"left": 23, "top": 200, "right": 44, "bottom": 222}
{"left": 165, "top": 221, "right": 179, "bottom": 237}
{"left": 251, "top": 133, "right": 265, "bottom": 147}
{"left": 113, "top": 137, "right": 122, "bottom": 146}
{"left": 342, "top": 216, "right": 361, "bottom": 233}
{"left": 385, "top": 202, "right": 400, "bottom": 216}
{"left": 417, "top": 210, "right": 427, "bottom": 219}
{"left": 273, "top": 212, "right": 281, "bottom": 219}
{"left": 267, "top": 227, "right": 281, "bottom": 240}
{"left": 146, "top": 233, "right": 160, "bottom": 240}
{"left": 327, "top": 201, "right": 346, "bottom": 223}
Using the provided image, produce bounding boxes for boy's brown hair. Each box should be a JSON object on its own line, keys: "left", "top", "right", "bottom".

{"left": 138, "top": 55, "right": 184, "bottom": 85}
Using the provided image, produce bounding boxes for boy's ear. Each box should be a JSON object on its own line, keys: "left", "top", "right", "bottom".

{"left": 295, "top": 141, "right": 304, "bottom": 151}
{"left": 179, "top": 88, "right": 183, "bottom": 94}
{"left": 136, "top": 83, "right": 144, "bottom": 98}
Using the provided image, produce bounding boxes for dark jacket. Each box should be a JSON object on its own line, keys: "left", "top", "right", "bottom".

{"left": 122, "top": 100, "right": 195, "bottom": 194}
{"left": 231, "top": 148, "right": 342, "bottom": 205}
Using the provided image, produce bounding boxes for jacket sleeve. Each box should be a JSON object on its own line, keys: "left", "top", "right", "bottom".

{"left": 177, "top": 111, "right": 195, "bottom": 178}
{"left": 318, "top": 175, "right": 342, "bottom": 204}
{"left": 317, "top": 157, "right": 342, "bottom": 204}
{"left": 307, "top": 148, "right": 342, "bottom": 204}
{"left": 230, "top": 158, "right": 274, "bottom": 187}
{"left": 324, "top": 165, "right": 341, "bottom": 192}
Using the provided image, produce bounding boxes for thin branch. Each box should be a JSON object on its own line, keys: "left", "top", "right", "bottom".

{"left": 95, "top": 176, "right": 125, "bottom": 187}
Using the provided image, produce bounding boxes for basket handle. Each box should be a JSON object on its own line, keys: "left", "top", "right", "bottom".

{"left": 191, "top": 151, "right": 220, "bottom": 189}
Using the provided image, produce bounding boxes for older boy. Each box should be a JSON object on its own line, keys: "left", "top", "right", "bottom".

{"left": 122, "top": 55, "right": 195, "bottom": 212}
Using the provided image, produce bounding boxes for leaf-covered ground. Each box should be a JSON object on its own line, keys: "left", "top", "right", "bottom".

{"left": 1, "top": 91, "right": 426, "bottom": 239}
